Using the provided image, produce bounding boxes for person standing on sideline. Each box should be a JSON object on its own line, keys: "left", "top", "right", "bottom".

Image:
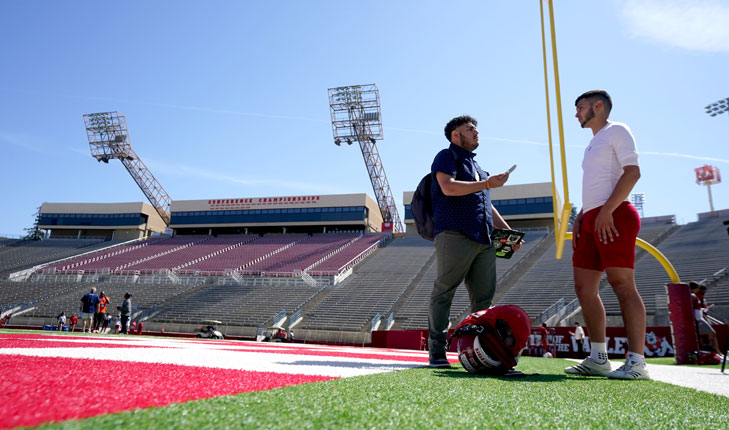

{"left": 690, "top": 281, "right": 723, "bottom": 358}
{"left": 69, "top": 313, "right": 78, "bottom": 332}
{"left": 564, "top": 90, "right": 648, "bottom": 380}
{"left": 539, "top": 323, "right": 550, "bottom": 357}
{"left": 569, "top": 321, "right": 586, "bottom": 357}
{"left": 93, "top": 291, "right": 111, "bottom": 333}
{"left": 79, "top": 288, "right": 101, "bottom": 333}
{"left": 119, "top": 293, "right": 132, "bottom": 334}
{"left": 428, "top": 115, "right": 521, "bottom": 368}
{"left": 57, "top": 312, "right": 66, "bottom": 331}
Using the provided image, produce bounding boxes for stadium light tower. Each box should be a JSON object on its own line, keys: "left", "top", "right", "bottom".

{"left": 84, "top": 112, "right": 172, "bottom": 225}
{"left": 328, "top": 84, "right": 403, "bottom": 234}
{"left": 630, "top": 193, "right": 645, "bottom": 218}
{"left": 702, "top": 98, "right": 728, "bottom": 215}
{"left": 705, "top": 97, "right": 729, "bottom": 117}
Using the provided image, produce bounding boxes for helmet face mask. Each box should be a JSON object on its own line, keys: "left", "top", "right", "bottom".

{"left": 495, "top": 319, "right": 515, "bottom": 348}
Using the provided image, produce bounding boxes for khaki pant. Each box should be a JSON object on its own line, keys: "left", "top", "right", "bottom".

{"left": 428, "top": 230, "right": 496, "bottom": 356}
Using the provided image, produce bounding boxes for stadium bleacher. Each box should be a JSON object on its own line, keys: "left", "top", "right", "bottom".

{"left": 393, "top": 229, "right": 549, "bottom": 330}
{"left": 150, "top": 281, "right": 322, "bottom": 328}
{"left": 308, "top": 233, "right": 388, "bottom": 275}
{"left": 301, "top": 236, "right": 434, "bottom": 332}
{"left": 125, "top": 235, "right": 258, "bottom": 273}
{"left": 0, "top": 238, "right": 123, "bottom": 277}
{"left": 46, "top": 236, "right": 207, "bottom": 274}
{"left": 600, "top": 216, "right": 729, "bottom": 315}
{"left": 242, "top": 234, "right": 358, "bottom": 275}
{"left": 179, "top": 234, "right": 304, "bottom": 274}
{"left": 3, "top": 216, "right": 728, "bottom": 337}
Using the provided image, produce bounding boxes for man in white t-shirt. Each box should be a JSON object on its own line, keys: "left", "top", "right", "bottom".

{"left": 564, "top": 90, "right": 649, "bottom": 380}
{"left": 569, "top": 321, "right": 586, "bottom": 357}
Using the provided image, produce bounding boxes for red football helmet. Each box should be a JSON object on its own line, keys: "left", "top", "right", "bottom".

{"left": 449, "top": 305, "right": 531, "bottom": 374}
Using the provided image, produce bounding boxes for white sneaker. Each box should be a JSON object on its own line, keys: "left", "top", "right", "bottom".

{"left": 564, "top": 357, "right": 611, "bottom": 377}
{"left": 608, "top": 361, "right": 650, "bottom": 380}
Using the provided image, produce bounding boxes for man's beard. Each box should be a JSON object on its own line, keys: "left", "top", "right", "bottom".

{"left": 580, "top": 107, "right": 595, "bottom": 128}
{"left": 459, "top": 131, "right": 479, "bottom": 151}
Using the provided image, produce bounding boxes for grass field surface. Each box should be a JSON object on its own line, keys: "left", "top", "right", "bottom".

{"left": 3, "top": 330, "right": 728, "bottom": 429}
{"left": 29, "top": 355, "right": 729, "bottom": 429}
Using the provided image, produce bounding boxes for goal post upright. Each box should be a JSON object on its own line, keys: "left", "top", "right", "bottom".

{"left": 538, "top": 1, "right": 679, "bottom": 283}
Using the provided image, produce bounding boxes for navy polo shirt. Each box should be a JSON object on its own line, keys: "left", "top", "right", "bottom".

{"left": 431, "top": 143, "right": 493, "bottom": 244}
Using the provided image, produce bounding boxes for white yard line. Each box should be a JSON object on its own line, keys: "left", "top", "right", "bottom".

{"left": 1, "top": 336, "right": 431, "bottom": 378}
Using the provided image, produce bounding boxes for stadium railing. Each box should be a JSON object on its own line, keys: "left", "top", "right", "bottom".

{"left": 370, "top": 312, "right": 381, "bottom": 331}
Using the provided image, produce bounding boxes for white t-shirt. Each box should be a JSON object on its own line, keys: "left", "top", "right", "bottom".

{"left": 581, "top": 121, "right": 639, "bottom": 213}
{"left": 574, "top": 325, "right": 585, "bottom": 340}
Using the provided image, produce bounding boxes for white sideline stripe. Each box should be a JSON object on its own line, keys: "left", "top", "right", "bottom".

{"left": 0, "top": 347, "right": 421, "bottom": 378}
{"left": 28, "top": 335, "right": 432, "bottom": 358}
{"left": 566, "top": 359, "right": 729, "bottom": 398}
{"left": 0, "top": 337, "right": 430, "bottom": 378}
{"left": 25, "top": 336, "right": 436, "bottom": 359}
{"left": 644, "top": 364, "right": 729, "bottom": 398}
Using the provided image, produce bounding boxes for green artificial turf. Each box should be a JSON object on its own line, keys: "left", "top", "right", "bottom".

{"left": 36, "top": 357, "right": 729, "bottom": 430}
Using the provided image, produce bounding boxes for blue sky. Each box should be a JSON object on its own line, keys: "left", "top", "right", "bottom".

{"left": 1, "top": 0, "right": 728, "bottom": 237}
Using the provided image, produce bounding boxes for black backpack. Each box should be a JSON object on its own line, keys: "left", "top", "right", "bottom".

{"left": 411, "top": 149, "right": 459, "bottom": 241}
{"left": 411, "top": 172, "right": 436, "bottom": 241}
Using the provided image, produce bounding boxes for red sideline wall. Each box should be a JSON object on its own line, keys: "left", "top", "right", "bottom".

{"left": 371, "top": 325, "right": 727, "bottom": 359}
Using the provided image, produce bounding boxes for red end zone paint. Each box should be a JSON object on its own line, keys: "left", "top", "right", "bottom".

{"left": 0, "top": 337, "right": 162, "bottom": 349}
{"left": 0, "top": 355, "right": 333, "bottom": 429}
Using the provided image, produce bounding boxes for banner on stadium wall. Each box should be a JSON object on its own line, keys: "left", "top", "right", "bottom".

{"left": 206, "top": 196, "right": 321, "bottom": 210}
{"left": 371, "top": 325, "right": 726, "bottom": 358}
{"left": 526, "top": 326, "right": 676, "bottom": 359}
{"left": 373, "top": 327, "right": 677, "bottom": 358}
{"left": 381, "top": 222, "right": 393, "bottom": 232}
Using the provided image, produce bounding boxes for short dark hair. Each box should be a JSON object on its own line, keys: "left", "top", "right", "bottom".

{"left": 444, "top": 115, "right": 477, "bottom": 143}
{"left": 575, "top": 90, "right": 612, "bottom": 114}
{"left": 689, "top": 281, "right": 703, "bottom": 290}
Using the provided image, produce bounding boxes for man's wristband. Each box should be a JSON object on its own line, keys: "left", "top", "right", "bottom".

{"left": 484, "top": 179, "right": 490, "bottom": 190}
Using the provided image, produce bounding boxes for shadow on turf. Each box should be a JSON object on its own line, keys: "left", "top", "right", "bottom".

{"left": 432, "top": 368, "right": 568, "bottom": 382}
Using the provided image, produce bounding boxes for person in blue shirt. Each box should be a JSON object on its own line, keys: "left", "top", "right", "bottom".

{"left": 428, "top": 115, "right": 520, "bottom": 368}
{"left": 79, "top": 287, "right": 101, "bottom": 333}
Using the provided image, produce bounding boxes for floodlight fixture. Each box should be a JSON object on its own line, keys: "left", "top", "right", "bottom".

{"left": 327, "top": 84, "right": 403, "bottom": 233}
{"left": 705, "top": 97, "right": 729, "bottom": 116}
{"left": 84, "top": 111, "right": 172, "bottom": 225}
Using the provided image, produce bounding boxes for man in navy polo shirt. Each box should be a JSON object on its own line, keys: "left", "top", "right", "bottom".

{"left": 428, "top": 115, "right": 520, "bottom": 368}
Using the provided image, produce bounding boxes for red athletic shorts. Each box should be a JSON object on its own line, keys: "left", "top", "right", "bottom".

{"left": 572, "top": 201, "right": 640, "bottom": 271}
